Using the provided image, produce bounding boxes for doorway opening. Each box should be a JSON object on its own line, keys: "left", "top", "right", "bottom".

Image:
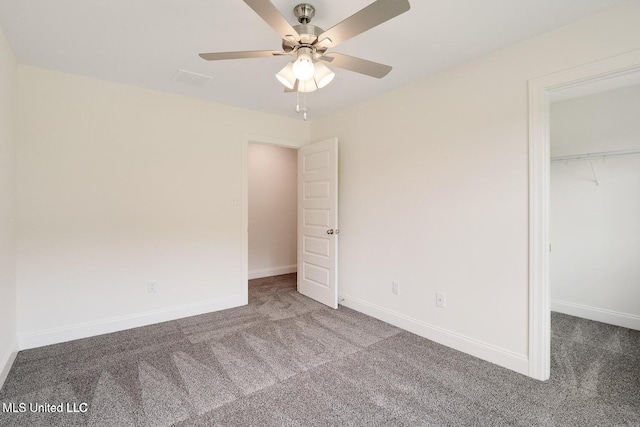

{"left": 549, "top": 82, "right": 640, "bottom": 327}
{"left": 247, "top": 142, "right": 299, "bottom": 281}
{"left": 528, "top": 50, "right": 640, "bottom": 381}
{"left": 241, "top": 135, "right": 340, "bottom": 309}
{"left": 547, "top": 77, "right": 640, "bottom": 392}
{"left": 240, "top": 134, "right": 301, "bottom": 306}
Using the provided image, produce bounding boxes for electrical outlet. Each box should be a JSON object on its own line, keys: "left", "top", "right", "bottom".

{"left": 392, "top": 281, "right": 400, "bottom": 295}
{"left": 436, "top": 292, "right": 446, "bottom": 308}
{"left": 148, "top": 281, "right": 157, "bottom": 294}
{"left": 231, "top": 196, "right": 241, "bottom": 206}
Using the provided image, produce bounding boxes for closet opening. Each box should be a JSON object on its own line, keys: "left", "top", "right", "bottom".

{"left": 548, "top": 79, "right": 640, "bottom": 382}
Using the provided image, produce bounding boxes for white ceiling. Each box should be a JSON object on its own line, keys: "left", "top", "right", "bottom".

{"left": 0, "top": 0, "right": 625, "bottom": 119}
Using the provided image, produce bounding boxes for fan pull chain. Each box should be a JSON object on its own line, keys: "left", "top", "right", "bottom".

{"left": 295, "top": 89, "right": 308, "bottom": 121}
{"left": 303, "top": 92, "right": 308, "bottom": 121}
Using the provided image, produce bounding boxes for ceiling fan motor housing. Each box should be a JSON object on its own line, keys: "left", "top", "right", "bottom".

{"left": 282, "top": 24, "right": 326, "bottom": 56}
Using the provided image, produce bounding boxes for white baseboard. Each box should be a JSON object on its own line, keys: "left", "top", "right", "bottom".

{"left": 248, "top": 264, "right": 297, "bottom": 280}
{"left": 18, "top": 295, "right": 245, "bottom": 350}
{"left": 339, "top": 293, "right": 529, "bottom": 377}
{"left": 0, "top": 337, "right": 18, "bottom": 391}
{"left": 551, "top": 299, "right": 640, "bottom": 331}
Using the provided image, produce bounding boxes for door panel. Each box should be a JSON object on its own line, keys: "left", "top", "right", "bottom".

{"left": 298, "top": 138, "right": 338, "bottom": 309}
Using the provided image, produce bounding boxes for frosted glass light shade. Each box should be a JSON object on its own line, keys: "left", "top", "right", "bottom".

{"left": 314, "top": 62, "right": 335, "bottom": 88}
{"left": 275, "top": 62, "right": 296, "bottom": 89}
{"left": 297, "top": 79, "right": 318, "bottom": 93}
{"left": 292, "top": 48, "right": 315, "bottom": 81}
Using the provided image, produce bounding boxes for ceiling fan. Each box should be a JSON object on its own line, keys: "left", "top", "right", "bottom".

{"left": 199, "top": 0, "right": 411, "bottom": 93}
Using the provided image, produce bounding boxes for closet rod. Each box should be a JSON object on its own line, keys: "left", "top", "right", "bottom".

{"left": 551, "top": 148, "right": 640, "bottom": 163}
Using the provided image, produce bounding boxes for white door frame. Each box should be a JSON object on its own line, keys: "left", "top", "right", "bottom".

{"left": 241, "top": 133, "right": 303, "bottom": 304}
{"left": 528, "top": 49, "right": 640, "bottom": 381}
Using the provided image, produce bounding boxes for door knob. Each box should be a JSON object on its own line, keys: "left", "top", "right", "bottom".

{"left": 327, "top": 229, "right": 340, "bottom": 235}
{"left": 327, "top": 229, "right": 334, "bottom": 235}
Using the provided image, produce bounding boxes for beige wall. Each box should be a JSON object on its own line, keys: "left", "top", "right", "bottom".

{"left": 550, "top": 84, "right": 640, "bottom": 329}
{"left": 0, "top": 25, "right": 18, "bottom": 382}
{"left": 310, "top": 1, "right": 640, "bottom": 373}
{"left": 248, "top": 143, "right": 297, "bottom": 278}
{"left": 16, "top": 66, "right": 309, "bottom": 347}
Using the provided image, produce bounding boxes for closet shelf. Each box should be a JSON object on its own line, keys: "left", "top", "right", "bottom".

{"left": 551, "top": 148, "right": 640, "bottom": 163}
{"left": 551, "top": 148, "right": 640, "bottom": 186}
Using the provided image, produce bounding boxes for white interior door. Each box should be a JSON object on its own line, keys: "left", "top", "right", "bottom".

{"left": 298, "top": 138, "right": 338, "bottom": 309}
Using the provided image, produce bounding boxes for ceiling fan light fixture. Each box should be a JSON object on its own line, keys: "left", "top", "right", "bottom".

{"left": 297, "top": 78, "right": 318, "bottom": 93}
{"left": 276, "top": 62, "right": 296, "bottom": 89}
{"left": 314, "top": 62, "right": 335, "bottom": 88}
{"left": 292, "top": 47, "right": 315, "bottom": 81}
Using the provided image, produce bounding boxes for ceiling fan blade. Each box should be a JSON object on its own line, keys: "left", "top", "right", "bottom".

{"left": 321, "top": 53, "right": 392, "bottom": 78}
{"left": 199, "top": 50, "right": 285, "bottom": 61}
{"left": 317, "top": 0, "right": 410, "bottom": 48}
{"left": 243, "top": 0, "right": 301, "bottom": 42}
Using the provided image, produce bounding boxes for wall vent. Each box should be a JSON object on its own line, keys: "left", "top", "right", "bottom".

{"left": 171, "top": 69, "right": 212, "bottom": 87}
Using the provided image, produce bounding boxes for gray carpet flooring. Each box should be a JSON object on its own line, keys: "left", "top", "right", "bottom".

{"left": 0, "top": 273, "right": 638, "bottom": 426}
